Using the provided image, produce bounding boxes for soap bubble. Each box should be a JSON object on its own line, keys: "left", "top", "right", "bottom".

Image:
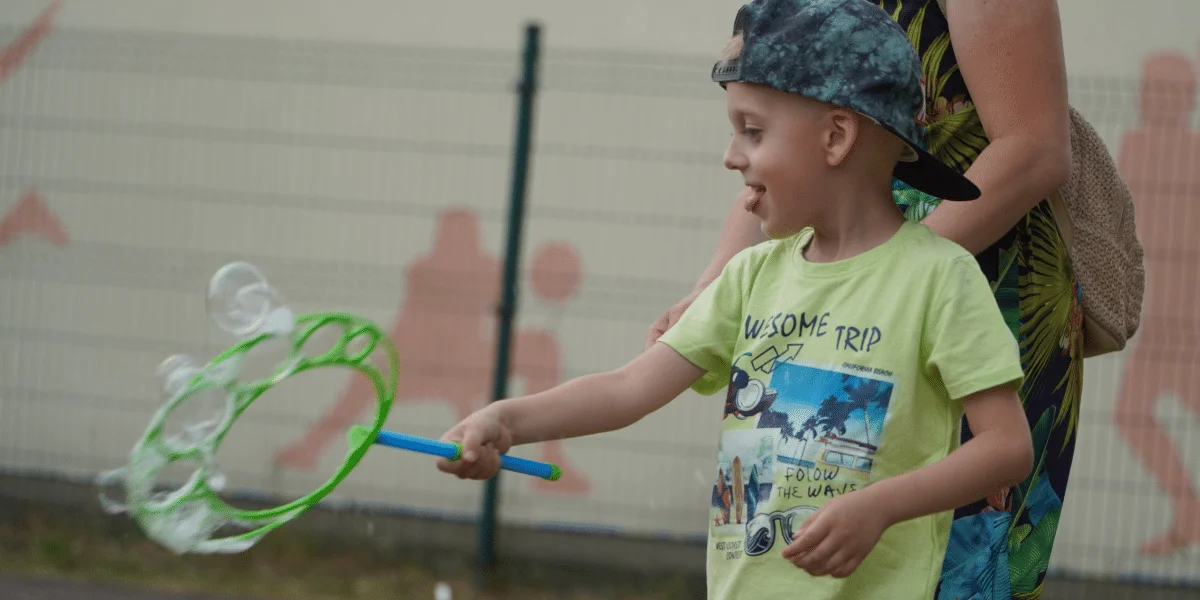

{"left": 196, "top": 533, "right": 262, "bottom": 555}
{"left": 157, "top": 355, "right": 231, "bottom": 450}
{"left": 147, "top": 499, "right": 224, "bottom": 554}
{"left": 142, "top": 455, "right": 206, "bottom": 508}
{"left": 203, "top": 356, "right": 242, "bottom": 387}
{"left": 206, "top": 262, "right": 294, "bottom": 338}
{"left": 157, "top": 354, "right": 200, "bottom": 400}
{"left": 230, "top": 331, "right": 299, "bottom": 386}
{"left": 97, "top": 468, "right": 129, "bottom": 515}
{"left": 208, "top": 469, "right": 227, "bottom": 492}
{"left": 163, "top": 391, "right": 227, "bottom": 450}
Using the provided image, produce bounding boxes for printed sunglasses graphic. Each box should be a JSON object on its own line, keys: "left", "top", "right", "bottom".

{"left": 744, "top": 504, "right": 818, "bottom": 556}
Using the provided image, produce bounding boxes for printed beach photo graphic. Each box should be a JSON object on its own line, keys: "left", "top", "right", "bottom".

{"left": 711, "top": 429, "right": 775, "bottom": 532}
{"left": 756, "top": 361, "right": 894, "bottom": 481}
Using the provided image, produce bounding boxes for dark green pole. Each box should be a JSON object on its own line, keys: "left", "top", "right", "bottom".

{"left": 476, "top": 21, "right": 541, "bottom": 588}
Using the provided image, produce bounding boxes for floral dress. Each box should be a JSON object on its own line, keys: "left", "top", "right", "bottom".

{"left": 878, "top": 1, "right": 1085, "bottom": 598}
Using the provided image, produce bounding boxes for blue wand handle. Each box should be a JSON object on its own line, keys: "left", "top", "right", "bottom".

{"left": 350, "top": 425, "right": 561, "bottom": 481}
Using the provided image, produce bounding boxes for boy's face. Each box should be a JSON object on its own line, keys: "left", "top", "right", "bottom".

{"left": 723, "top": 82, "right": 830, "bottom": 239}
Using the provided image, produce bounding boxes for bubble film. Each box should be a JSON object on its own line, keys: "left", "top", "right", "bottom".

{"left": 99, "top": 262, "right": 398, "bottom": 555}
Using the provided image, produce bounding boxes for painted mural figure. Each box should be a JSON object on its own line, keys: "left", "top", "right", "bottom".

{"left": 275, "top": 209, "right": 591, "bottom": 493}
{"left": 0, "top": 190, "right": 66, "bottom": 248}
{"left": 1, "top": 3, "right": 65, "bottom": 251}
{"left": 1114, "top": 52, "right": 1200, "bottom": 556}
{"left": 0, "top": 1, "right": 58, "bottom": 84}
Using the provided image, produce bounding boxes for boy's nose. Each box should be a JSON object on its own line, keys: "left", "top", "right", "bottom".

{"left": 723, "top": 143, "right": 747, "bottom": 171}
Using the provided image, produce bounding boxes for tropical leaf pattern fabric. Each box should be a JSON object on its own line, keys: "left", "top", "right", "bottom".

{"left": 878, "top": 1, "right": 1084, "bottom": 598}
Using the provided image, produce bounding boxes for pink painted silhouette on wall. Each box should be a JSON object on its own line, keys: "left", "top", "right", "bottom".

{"left": 0, "top": 190, "right": 67, "bottom": 249}
{"left": 1, "top": 3, "right": 64, "bottom": 250}
{"left": 275, "top": 209, "right": 591, "bottom": 493}
{"left": 0, "top": 189, "right": 67, "bottom": 248}
{"left": 1, "top": 1, "right": 58, "bottom": 84}
{"left": 1114, "top": 51, "right": 1200, "bottom": 557}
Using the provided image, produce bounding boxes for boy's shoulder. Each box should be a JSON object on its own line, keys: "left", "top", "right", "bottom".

{"left": 882, "top": 224, "right": 992, "bottom": 311}
{"left": 898, "top": 221, "right": 974, "bottom": 260}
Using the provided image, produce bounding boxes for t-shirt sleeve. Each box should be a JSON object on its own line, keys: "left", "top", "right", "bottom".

{"left": 657, "top": 249, "right": 756, "bottom": 396}
{"left": 924, "top": 255, "right": 1025, "bottom": 401}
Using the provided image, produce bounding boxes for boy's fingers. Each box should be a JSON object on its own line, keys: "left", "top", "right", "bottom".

{"left": 458, "top": 462, "right": 483, "bottom": 479}
{"left": 461, "top": 453, "right": 500, "bottom": 480}
{"left": 796, "top": 537, "right": 838, "bottom": 574}
{"left": 788, "top": 516, "right": 838, "bottom": 572}
{"left": 782, "top": 516, "right": 826, "bottom": 559}
{"left": 460, "top": 428, "right": 485, "bottom": 463}
{"left": 435, "top": 457, "right": 465, "bottom": 475}
{"left": 436, "top": 455, "right": 489, "bottom": 479}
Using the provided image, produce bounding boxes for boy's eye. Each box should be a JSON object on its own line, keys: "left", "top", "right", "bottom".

{"left": 741, "top": 127, "right": 762, "bottom": 140}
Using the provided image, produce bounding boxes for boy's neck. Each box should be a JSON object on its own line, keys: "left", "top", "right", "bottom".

{"left": 803, "top": 180, "right": 906, "bottom": 264}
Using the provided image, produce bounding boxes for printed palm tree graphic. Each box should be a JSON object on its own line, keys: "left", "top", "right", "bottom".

{"left": 816, "top": 395, "right": 851, "bottom": 438}
{"left": 779, "top": 418, "right": 796, "bottom": 446}
{"left": 791, "top": 415, "right": 821, "bottom": 463}
{"left": 805, "top": 377, "right": 890, "bottom": 456}
{"left": 842, "top": 377, "right": 890, "bottom": 446}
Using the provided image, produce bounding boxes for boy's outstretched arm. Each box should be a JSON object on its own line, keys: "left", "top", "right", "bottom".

{"left": 436, "top": 342, "right": 706, "bottom": 480}
{"left": 784, "top": 384, "right": 1033, "bottom": 578}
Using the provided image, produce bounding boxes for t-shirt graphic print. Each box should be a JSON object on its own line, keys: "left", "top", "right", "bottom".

{"left": 658, "top": 221, "right": 1025, "bottom": 600}
{"left": 713, "top": 354, "right": 895, "bottom": 558}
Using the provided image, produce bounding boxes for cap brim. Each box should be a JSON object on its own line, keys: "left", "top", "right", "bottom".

{"left": 881, "top": 125, "right": 980, "bottom": 201}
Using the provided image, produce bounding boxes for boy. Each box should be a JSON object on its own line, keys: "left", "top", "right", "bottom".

{"left": 434, "top": 0, "right": 1033, "bottom": 598}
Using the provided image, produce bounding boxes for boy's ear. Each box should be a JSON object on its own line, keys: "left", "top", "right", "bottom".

{"left": 824, "top": 109, "right": 860, "bottom": 167}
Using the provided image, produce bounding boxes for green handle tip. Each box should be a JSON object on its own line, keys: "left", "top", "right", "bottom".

{"left": 450, "top": 442, "right": 463, "bottom": 461}
{"left": 547, "top": 464, "right": 562, "bottom": 482}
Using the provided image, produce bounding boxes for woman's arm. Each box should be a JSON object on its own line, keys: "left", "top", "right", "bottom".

{"left": 648, "top": 0, "right": 1072, "bottom": 343}
{"left": 923, "top": 0, "right": 1072, "bottom": 254}
{"left": 644, "top": 186, "right": 766, "bottom": 349}
{"left": 691, "top": 186, "right": 768, "bottom": 291}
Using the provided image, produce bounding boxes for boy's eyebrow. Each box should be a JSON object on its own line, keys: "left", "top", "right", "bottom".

{"left": 728, "top": 105, "right": 765, "bottom": 122}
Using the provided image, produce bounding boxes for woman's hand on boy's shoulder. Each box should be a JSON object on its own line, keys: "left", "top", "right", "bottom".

{"left": 645, "top": 286, "right": 704, "bottom": 350}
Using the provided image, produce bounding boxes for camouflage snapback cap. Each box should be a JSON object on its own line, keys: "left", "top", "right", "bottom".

{"left": 713, "top": 0, "right": 981, "bottom": 201}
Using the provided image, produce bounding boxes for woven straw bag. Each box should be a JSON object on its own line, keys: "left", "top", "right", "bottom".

{"left": 1047, "top": 108, "right": 1145, "bottom": 358}
{"left": 932, "top": 0, "right": 1145, "bottom": 358}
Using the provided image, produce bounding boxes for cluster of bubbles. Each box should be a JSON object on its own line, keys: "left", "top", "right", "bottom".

{"left": 97, "top": 262, "right": 303, "bottom": 554}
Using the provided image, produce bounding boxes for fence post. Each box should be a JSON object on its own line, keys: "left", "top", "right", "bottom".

{"left": 476, "top": 21, "right": 542, "bottom": 588}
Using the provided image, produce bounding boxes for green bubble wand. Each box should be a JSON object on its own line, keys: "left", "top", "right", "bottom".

{"left": 98, "top": 262, "right": 560, "bottom": 555}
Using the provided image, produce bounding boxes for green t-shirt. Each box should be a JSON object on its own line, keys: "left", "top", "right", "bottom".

{"left": 658, "top": 220, "right": 1024, "bottom": 600}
